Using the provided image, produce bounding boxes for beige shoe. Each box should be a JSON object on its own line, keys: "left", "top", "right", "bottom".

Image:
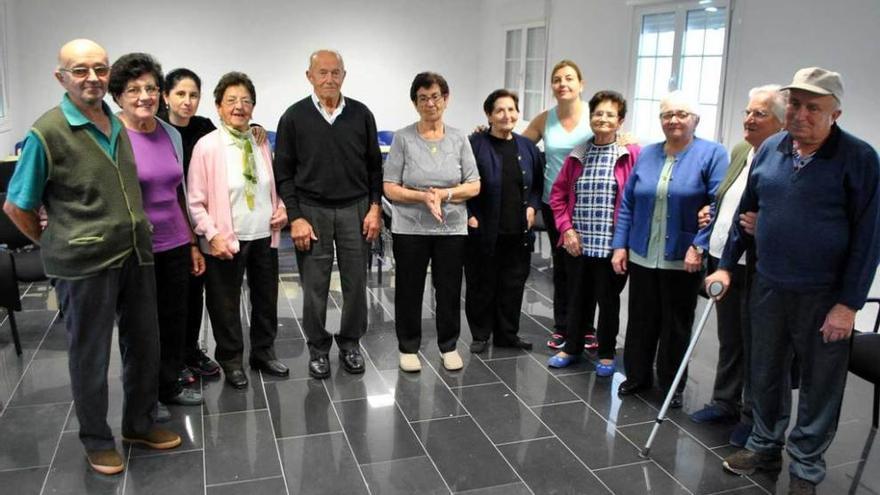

{"left": 442, "top": 350, "right": 463, "bottom": 371}
{"left": 86, "top": 448, "right": 124, "bottom": 475}
{"left": 399, "top": 353, "right": 422, "bottom": 372}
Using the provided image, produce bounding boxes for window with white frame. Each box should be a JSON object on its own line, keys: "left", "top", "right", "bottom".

{"left": 629, "top": 1, "right": 729, "bottom": 143}
{"left": 504, "top": 24, "right": 546, "bottom": 121}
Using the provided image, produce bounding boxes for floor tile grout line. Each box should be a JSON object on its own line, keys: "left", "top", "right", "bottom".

{"left": 4, "top": 399, "right": 75, "bottom": 410}
{"left": 1, "top": 309, "right": 61, "bottom": 419}
{"left": 274, "top": 429, "right": 344, "bottom": 442}
{"left": 365, "top": 284, "right": 525, "bottom": 495}
{"left": 242, "top": 282, "right": 293, "bottom": 495}
{"left": 200, "top": 363, "right": 208, "bottom": 495}
{"left": 446, "top": 381, "right": 503, "bottom": 390}
{"left": 356, "top": 453, "right": 431, "bottom": 468}
{"left": 37, "top": 400, "right": 72, "bottom": 495}
{"left": 202, "top": 407, "right": 270, "bottom": 418}
{"left": 0, "top": 465, "right": 49, "bottom": 474}
{"left": 126, "top": 447, "right": 204, "bottom": 460}
{"left": 590, "top": 459, "right": 653, "bottom": 472}
{"left": 205, "top": 474, "right": 286, "bottom": 489}
{"left": 408, "top": 413, "right": 471, "bottom": 424}
{"left": 613, "top": 426, "right": 697, "bottom": 495}
{"left": 331, "top": 288, "right": 452, "bottom": 494}
{"left": 494, "top": 435, "right": 557, "bottom": 447}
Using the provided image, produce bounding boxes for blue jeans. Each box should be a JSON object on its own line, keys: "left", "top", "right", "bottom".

{"left": 746, "top": 275, "right": 850, "bottom": 484}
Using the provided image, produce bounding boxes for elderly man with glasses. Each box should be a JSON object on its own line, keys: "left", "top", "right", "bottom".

{"left": 707, "top": 68, "right": 880, "bottom": 495}
{"left": 690, "top": 85, "right": 786, "bottom": 448}
{"left": 3, "top": 39, "right": 181, "bottom": 476}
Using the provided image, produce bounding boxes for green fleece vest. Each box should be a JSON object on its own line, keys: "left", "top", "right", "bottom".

{"left": 31, "top": 107, "right": 153, "bottom": 278}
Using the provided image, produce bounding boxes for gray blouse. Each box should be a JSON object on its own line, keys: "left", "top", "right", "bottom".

{"left": 383, "top": 123, "right": 479, "bottom": 235}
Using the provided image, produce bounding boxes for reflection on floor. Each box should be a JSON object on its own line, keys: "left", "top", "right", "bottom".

{"left": 1, "top": 236, "right": 878, "bottom": 494}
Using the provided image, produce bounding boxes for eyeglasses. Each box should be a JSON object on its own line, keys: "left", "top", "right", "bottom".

{"left": 660, "top": 111, "right": 692, "bottom": 121}
{"left": 59, "top": 65, "right": 110, "bottom": 78}
{"left": 417, "top": 94, "right": 445, "bottom": 106}
{"left": 591, "top": 110, "right": 619, "bottom": 119}
{"left": 123, "top": 85, "right": 160, "bottom": 99}
{"left": 222, "top": 97, "right": 254, "bottom": 107}
{"left": 743, "top": 109, "right": 771, "bottom": 119}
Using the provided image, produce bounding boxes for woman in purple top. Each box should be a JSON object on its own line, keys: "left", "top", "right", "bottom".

{"left": 109, "top": 53, "right": 205, "bottom": 408}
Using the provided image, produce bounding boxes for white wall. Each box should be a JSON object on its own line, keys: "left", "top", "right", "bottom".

{"left": 720, "top": 0, "right": 880, "bottom": 147}
{"left": 3, "top": 0, "right": 486, "bottom": 149}
{"left": 0, "top": 0, "right": 19, "bottom": 154}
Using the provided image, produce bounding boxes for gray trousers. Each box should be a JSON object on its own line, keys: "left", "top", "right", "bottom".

{"left": 55, "top": 255, "right": 160, "bottom": 451}
{"left": 295, "top": 199, "right": 369, "bottom": 357}
{"left": 746, "top": 275, "right": 850, "bottom": 484}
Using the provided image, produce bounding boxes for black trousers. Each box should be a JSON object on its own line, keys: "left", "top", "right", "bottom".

{"left": 623, "top": 263, "right": 701, "bottom": 391}
{"left": 183, "top": 271, "right": 205, "bottom": 364}
{"left": 55, "top": 256, "right": 159, "bottom": 451}
{"left": 204, "top": 237, "right": 279, "bottom": 369}
{"left": 541, "top": 203, "right": 595, "bottom": 336}
{"left": 154, "top": 244, "right": 191, "bottom": 400}
{"left": 464, "top": 234, "right": 530, "bottom": 344}
{"left": 708, "top": 256, "right": 752, "bottom": 420}
{"left": 392, "top": 234, "right": 465, "bottom": 354}
{"left": 562, "top": 254, "right": 627, "bottom": 359}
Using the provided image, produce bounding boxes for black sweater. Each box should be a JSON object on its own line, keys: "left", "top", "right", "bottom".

{"left": 274, "top": 96, "right": 383, "bottom": 220}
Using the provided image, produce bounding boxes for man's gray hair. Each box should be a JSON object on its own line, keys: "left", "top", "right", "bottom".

{"left": 748, "top": 84, "right": 787, "bottom": 122}
{"left": 308, "top": 49, "right": 344, "bottom": 70}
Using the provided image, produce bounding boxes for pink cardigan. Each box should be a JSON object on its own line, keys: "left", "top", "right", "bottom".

{"left": 549, "top": 142, "right": 640, "bottom": 247}
{"left": 187, "top": 129, "right": 283, "bottom": 253}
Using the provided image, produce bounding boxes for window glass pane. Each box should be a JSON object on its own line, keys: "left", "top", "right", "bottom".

{"left": 639, "top": 31, "right": 657, "bottom": 57}
{"left": 526, "top": 27, "right": 545, "bottom": 58}
{"left": 657, "top": 30, "right": 675, "bottom": 56}
{"left": 524, "top": 91, "right": 543, "bottom": 121}
{"left": 633, "top": 100, "right": 653, "bottom": 142}
{"left": 703, "top": 23, "right": 726, "bottom": 55}
{"left": 683, "top": 24, "right": 705, "bottom": 56}
{"left": 679, "top": 57, "right": 702, "bottom": 99}
{"left": 636, "top": 58, "right": 656, "bottom": 99}
{"left": 505, "top": 30, "right": 522, "bottom": 61}
{"left": 695, "top": 104, "right": 717, "bottom": 140}
{"left": 699, "top": 56, "right": 722, "bottom": 103}
{"left": 653, "top": 56, "right": 673, "bottom": 98}
{"left": 524, "top": 60, "right": 544, "bottom": 92}
{"left": 504, "top": 61, "right": 520, "bottom": 90}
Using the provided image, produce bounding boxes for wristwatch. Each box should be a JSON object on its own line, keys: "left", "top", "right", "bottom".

{"left": 692, "top": 245, "right": 704, "bottom": 255}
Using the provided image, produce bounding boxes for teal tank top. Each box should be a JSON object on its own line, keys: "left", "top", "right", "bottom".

{"left": 542, "top": 105, "right": 592, "bottom": 203}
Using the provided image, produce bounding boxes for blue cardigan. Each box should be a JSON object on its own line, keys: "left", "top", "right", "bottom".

{"left": 612, "top": 137, "right": 728, "bottom": 261}
{"left": 467, "top": 132, "right": 544, "bottom": 255}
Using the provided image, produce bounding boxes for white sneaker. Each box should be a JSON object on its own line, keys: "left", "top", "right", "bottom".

{"left": 441, "top": 350, "right": 463, "bottom": 371}
{"left": 399, "top": 353, "right": 422, "bottom": 372}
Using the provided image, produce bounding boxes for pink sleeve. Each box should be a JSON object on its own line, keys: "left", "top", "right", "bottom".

{"left": 187, "top": 141, "right": 220, "bottom": 242}
{"left": 550, "top": 156, "right": 578, "bottom": 237}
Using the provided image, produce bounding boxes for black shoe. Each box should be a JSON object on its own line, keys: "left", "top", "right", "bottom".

{"left": 187, "top": 350, "right": 220, "bottom": 377}
{"left": 618, "top": 379, "right": 647, "bottom": 396}
{"left": 225, "top": 368, "right": 248, "bottom": 389}
{"left": 669, "top": 391, "right": 683, "bottom": 409}
{"left": 469, "top": 340, "right": 488, "bottom": 354}
{"left": 495, "top": 337, "right": 533, "bottom": 350}
{"left": 339, "top": 349, "right": 365, "bottom": 374}
{"left": 309, "top": 356, "right": 330, "bottom": 379}
{"left": 249, "top": 358, "right": 290, "bottom": 377}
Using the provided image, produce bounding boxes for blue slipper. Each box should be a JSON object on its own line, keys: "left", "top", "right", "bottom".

{"left": 547, "top": 353, "right": 577, "bottom": 368}
{"left": 595, "top": 360, "right": 615, "bottom": 377}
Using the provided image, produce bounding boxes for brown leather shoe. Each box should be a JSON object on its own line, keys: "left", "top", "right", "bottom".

{"left": 86, "top": 448, "right": 124, "bottom": 475}
{"left": 123, "top": 427, "right": 182, "bottom": 450}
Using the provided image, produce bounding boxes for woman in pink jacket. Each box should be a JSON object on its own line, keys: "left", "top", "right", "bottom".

{"left": 188, "top": 72, "right": 288, "bottom": 389}
{"left": 548, "top": 91, "right": 639, "bottom": 375}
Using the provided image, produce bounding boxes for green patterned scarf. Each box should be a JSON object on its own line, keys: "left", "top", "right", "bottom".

{"left": 224, "top": 124, "right": 257, "bottom": 210}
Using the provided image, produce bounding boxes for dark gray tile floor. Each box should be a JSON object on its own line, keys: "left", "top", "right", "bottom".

{"left": 1, "top": 236, "right": 879, "bottom": 494}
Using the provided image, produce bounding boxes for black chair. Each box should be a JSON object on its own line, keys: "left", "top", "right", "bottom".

{"left": 850, "top": 297, "right": 880, "bottom": 429}
{"left": 0, "top": 193, "right": 47, "bottom": 356}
